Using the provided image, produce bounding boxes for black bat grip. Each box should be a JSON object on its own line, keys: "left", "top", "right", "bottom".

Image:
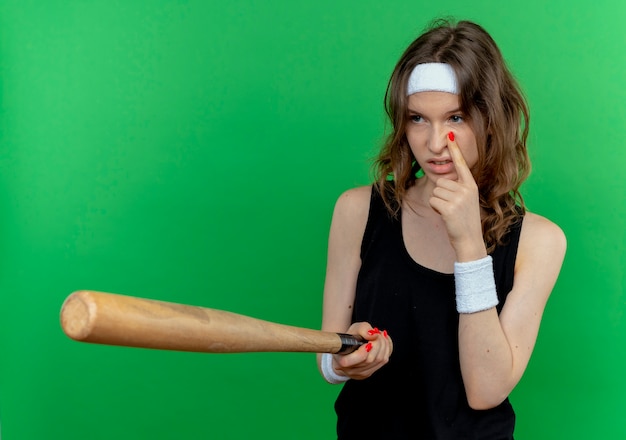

{"left": 335, "top": 333, "right": 366, "bottom": 354}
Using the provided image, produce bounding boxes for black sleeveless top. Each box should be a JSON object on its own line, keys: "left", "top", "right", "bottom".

{"left": 334, "top": 185, "right": 523, "bottom": 440}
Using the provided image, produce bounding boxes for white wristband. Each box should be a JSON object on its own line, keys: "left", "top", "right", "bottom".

{"left": 321, "top": 353, "right": 349, "bottom": 384}
{"left": 454, "top": 255, "right": 499, "bottom": 314}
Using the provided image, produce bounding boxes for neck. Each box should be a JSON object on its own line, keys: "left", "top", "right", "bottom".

{"left": 404, "top": 179, "right": 439, "bottom": 217}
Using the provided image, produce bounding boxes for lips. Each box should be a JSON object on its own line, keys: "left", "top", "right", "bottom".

{"left": 426, "top": 158, "right": 454, "bottom": 174}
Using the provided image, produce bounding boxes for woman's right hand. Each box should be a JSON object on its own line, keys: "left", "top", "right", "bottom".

{"left": 332, "top": 322, "right": 393, "bottom": 380}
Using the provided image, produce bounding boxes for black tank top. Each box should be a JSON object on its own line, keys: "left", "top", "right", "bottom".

{"left": 334, "top": 185, "right": 522, "bottom": 440}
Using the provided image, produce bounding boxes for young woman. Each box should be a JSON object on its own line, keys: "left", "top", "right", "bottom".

{"left": 317, "top": 18, "right": 567, "bottom": 439}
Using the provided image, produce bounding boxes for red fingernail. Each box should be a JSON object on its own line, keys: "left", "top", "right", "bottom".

{"left": 367, "top": 327, "right": 380, "bottom": 335}
{"left": 448, "top": 131, "right": 455, "bottom": 141}
{"left": 383, "top": 330, "right": 388, "bottom": 338}
{"left": 365, "top": 342, "right": 372, "bottom": 352}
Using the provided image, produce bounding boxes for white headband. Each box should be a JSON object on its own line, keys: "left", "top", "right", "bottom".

{"left": 407, "top": 63, "right": 459, "bottom": 95}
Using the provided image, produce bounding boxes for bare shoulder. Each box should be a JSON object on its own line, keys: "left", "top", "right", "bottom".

{"left": 333, "top": 185, "right": 373, "bottom": 215}
{"left": 520, "top": 211, "right": 567, "bottom": 253}
{"left": 517, "top": 211, "right": 567, "bottom": 281}
{"left": 329, "top": 185, "right": 373, "bottom": 243}
{"left": 506, "top": 211, "right": 567, "bottom": 310}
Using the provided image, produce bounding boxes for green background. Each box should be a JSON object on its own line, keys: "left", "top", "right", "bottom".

{"left": 1, "top": 0, "right": 624, "bottom": 438}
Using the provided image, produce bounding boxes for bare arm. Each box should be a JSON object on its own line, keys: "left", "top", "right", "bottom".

{"left": 430, "top": 135, "right": 567, "bottom": 408}
{"left": 458, "top": 213, "right": 566, "bottom": 408}
{"left": 316, "top": 186, "right": 393, "bottom": 380}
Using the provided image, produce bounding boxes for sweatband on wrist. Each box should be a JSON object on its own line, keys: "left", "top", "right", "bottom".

{"left": 454, "top": 255, "right": 499, "bottom": 314}
{"left": 321, "top": 353, "right": 349, "bottom": 384}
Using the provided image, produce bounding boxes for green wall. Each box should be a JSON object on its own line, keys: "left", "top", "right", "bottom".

{"left": 1, "top": 1, "right": 624, "bottom": 438}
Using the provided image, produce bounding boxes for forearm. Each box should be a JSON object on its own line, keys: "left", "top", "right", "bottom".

{"left": 458, "top": 310, "right": 516, "bottom": 409}
{"left": 453, "top": 254, "right": 518, "bottom": 409}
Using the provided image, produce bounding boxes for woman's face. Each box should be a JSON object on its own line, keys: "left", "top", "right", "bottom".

{"left": 405, "top": 91, "right": 478, "bottom": 183}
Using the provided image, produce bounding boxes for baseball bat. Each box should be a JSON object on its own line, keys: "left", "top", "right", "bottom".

{"left": 60, "top": 290, "right": 364, "bottom": 354}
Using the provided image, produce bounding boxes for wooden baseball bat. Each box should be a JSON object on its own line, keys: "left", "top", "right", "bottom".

{"left": 60, "top": 290, "right": 364, "bottom": 354}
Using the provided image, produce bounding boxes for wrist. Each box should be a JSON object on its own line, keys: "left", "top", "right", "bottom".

{"left": 454, "top": 255, "right": 498, "bottom": 314}
{"left": 454, "top": 240, "right": 488, "bottom": 263}
{"left": 321, "top": 353, "right": 349, "bottom": 384}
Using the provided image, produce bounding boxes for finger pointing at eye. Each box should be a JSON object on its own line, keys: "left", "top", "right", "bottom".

{"left": 447, "top": 131, "right": 471, "bottom": 182}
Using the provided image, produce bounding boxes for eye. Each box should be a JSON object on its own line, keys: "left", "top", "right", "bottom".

{"left": 450, "top": 114, "right": 464, "bottom": 123}
{"left": 409, "top": 114, "right": 423, "bottom": 123}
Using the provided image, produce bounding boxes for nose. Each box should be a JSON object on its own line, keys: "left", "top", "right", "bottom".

{"left": 428, "top": 127, "right": 448, "bottom": 154}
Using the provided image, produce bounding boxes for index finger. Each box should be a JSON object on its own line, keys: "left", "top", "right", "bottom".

{"left": 447, "top": 131, "right": 473, "bottom": 182}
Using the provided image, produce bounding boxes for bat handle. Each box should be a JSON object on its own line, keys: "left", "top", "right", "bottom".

{"left": 335, "top": 333, "right": 366, "bottom": 354}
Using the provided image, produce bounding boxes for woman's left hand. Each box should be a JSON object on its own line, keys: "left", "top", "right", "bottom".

{"left": 428, "top": 133, "right": 486, "bottom": 261}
